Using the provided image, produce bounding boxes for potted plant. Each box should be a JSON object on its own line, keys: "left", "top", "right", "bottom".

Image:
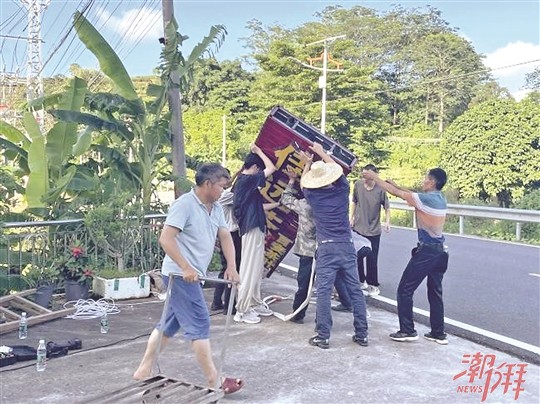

{"left": 59, "top": 243, "right": 94, "bottom": 301}
{"left": 21, "top": 263, "right": 60, "bottom": 308}
{"left": 85, "top": 196, "right": 151, "bottom": 300}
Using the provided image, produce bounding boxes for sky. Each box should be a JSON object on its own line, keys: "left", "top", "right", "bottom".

{"left": 1, "top": 0, "right": 539, "bottom": 99}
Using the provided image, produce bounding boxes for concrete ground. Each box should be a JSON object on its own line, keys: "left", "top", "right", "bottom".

{"left": 0, "top": 271, "right": 539, "bottom": 404}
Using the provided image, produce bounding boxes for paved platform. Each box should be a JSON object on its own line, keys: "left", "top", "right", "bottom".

{"left": 1, "top": 271, "right": 539, "bottom": 403}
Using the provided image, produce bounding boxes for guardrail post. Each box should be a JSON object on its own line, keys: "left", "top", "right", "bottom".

{"left": 459, "top": 216, "right": 464, "bottom": 235}
{"left": 516, "top": 222, "right": 522, "bottom": 241}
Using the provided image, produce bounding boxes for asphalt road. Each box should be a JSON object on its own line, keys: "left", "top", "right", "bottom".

{"left": 280, "top": 228, "right": 540, "bottom": 348}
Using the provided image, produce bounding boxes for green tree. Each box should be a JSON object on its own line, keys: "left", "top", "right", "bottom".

{"left": 410, "top": 33, "right": 486, "bottom": 133}
{"left": 440, "top": 98, "right": 540, "bottom": 207}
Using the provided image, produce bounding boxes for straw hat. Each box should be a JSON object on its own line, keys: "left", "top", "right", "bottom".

{"left": 301, "top": 161, "right": 343, "bottom": 189}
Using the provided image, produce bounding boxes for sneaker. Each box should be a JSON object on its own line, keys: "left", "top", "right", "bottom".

{"left": 331, "top": 304, "right": 352, "bottom": 312}
{"left": 389, "top": 331, "right": 419, "bottom": 342}
{"left": 424, "top": 332, "right": 448, "bottom": 345}
{"left": 360, "top": 282, "right": 368, "bottom": 290}
{"left": 253, "top": 303, "right": 273, "bottom": 317}
{"left": 233, "top": 309, "right": 261, "bottom": 324}
{"left": 352, "top": 335, "right": 368, "bottom": 347}
{"left": 367, "top": 286, "right": 380, "bottom": 296}
{"left": 309, "top": 335, "right": 330, "bottom": 349}
{"left": 362, "top": 289, "right": 369, "bottom": 297}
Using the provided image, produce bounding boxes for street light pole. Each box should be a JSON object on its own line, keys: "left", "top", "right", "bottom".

{"left": 320, "top": 43, "right": 328, "bottom": 133}
{"left": 222, "top": 114, "right": 226, "bottom": 166}
{"left": 291, "top": 35, "right": 345, "bottom": 134}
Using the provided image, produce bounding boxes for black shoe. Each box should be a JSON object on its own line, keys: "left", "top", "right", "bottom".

{"left": 331, "top": 304, "right": 352, "bottom": 312}
{"left": 211, "top": 303, "right": 224, "bottom": 311}
{"left": 424, "top": 332, "right": 448, "bottom": 345}
{"left": 309, "top": 335, "right": 329, "bottom": 349}
{"left": 389, "top": 331, "right": 419, "bottom": 342}
{"left": 290, "top": 317, "right": 304, "bottom": 324}
{"left": 352, "top": 335, "right": 368, "bottom": 347}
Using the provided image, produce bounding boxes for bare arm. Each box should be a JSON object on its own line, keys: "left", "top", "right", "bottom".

{"left": 217, "top": 228, "right": 240, "bottom": 283}
{"left": 264, "top": 202, "right": 280, "bottom": 211}
{"left": 299, "top": 151, "right": 313, "bottom": 179}
{"left": 383, "top": 207, "right": 391, "bottom": 232}
{"left": 251, "top": 143, "right": 276, "bottom": 178}
{"left": 309, "top": 142, "right": 334, "bottom": 164}
{"left": 386, "top": 179, "right": 410, "bottom": 193}
{"left": 362, "top": 171, "right": 410, "bottom": 201}
{"left": 350, "top": 201, "right": 357, "bottom": 227}
{"left": 159, "top": 225, "right": 199, "bottom": 282}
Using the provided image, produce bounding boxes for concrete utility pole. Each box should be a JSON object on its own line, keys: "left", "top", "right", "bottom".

{"left": 290, "top": 35, "right": 345, "bottom": 134}
{"left": 162, "top": 0, "right": 186, "bottom": 197}
{"left": 21, "top": 0, "right": 50, "bottom": 128}
{"left": 222, "top": 114, "right": 226, "bottom": 166}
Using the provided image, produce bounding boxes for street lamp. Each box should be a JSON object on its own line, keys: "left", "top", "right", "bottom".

{"left": 289, "top": 34, "right": 345, "bottom": 133}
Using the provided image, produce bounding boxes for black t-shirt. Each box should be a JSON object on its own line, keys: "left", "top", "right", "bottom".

{"left": 233, "top": 171, "right": 267, "bottom": 236}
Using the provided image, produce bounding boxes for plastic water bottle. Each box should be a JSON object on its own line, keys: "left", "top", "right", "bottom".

{"left": 36, "top": 339, "right": 46, "bottom": 371}
{"left": 18, "top": 312, "right": 28, "bottom": 339}
{"left": 100, "top": 312, "right": 109, "bottom": 334}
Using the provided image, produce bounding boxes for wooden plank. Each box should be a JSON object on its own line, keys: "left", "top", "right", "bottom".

{"left": 0, "top": 289, "right": 36, "bottom": 304}
{"left": 11, "top": 295, "right": 51, "bottom": 315}
{"left": 0, "top": 307, "right": 76, "bottom": 334}
{"left": 0, "top": 306, "right": 19, "bottom": 321}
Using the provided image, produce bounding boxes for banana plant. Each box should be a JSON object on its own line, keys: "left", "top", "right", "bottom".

{"left": 0, "top": 77, "right": 93, "bottom": 216}
{"left": 51, "top": 12, "right": 227, "bottom": 206}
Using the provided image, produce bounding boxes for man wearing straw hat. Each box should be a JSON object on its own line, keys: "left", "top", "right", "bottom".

{"left": 133, "top": 163, "right": 243, "bottom": 394}
{"left": 300, "top": 143, "right": 369, "bottom": 349}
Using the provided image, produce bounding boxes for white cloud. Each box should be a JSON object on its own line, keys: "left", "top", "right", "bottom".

{"left": 97, "top": 7, "right": 162, "bottom": 43}
{"left": 483, "top": 41, "right": 540, "bottom": 95}
{"left": 484, "top": 41, "right": 540, "bottom": 78}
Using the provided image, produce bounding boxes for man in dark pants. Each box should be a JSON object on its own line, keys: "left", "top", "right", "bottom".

{"left": 300, "top": 143, "right": 369, "bottom": 349}
{"left": 363, "top": 168, "right": 449, "bottom": 345}
{"left": 211, "top": 179, "right": 242, "bottom": 314}
{"left": 350, "top": 164, "right": 390, "bottom": 297}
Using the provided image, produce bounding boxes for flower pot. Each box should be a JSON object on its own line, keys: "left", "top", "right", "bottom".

{"left": 92, "top": 274, "right": 150, "bottom": 300}
{"left": 34, "top": 284, "right": 55, "bottom": 308}
{"left": 64, "top": 279, "right": 90, "bottom": 301}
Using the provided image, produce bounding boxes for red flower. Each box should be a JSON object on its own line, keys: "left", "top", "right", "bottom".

{"left": 71, "top": 246, "right": 83, "bottom": 258}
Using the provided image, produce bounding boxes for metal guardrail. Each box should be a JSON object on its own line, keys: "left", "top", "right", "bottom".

{"left": 389, "top": 200, "right": 540, "bottom": 241}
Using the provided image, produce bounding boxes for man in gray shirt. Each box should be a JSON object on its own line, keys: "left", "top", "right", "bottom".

{"left": 350, "top": 164, "right": 390, "bottom": 297}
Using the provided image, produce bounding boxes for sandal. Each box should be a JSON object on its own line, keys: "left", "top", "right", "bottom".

{"left": 221, "top": 377, "right": 244, "bottom": 394}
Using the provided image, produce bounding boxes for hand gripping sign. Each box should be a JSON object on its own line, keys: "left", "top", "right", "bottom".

{"left": 254, "top": 105, "right": 358, "bottom": 278}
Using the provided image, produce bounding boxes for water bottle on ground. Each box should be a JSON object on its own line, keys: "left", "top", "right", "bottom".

{"left": 36, "top": 339, "right": 46, "bottom": 371}
{"left": 100, "top": 312, "right": 109, "bottom": 334}
{"left": 18, "top": 312, "right": 27, "bottom": 339}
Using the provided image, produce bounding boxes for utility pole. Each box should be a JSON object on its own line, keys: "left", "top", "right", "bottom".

{"left": 21, "top": 0, "right": 50, "bottom": 128}
{"left": 162, "top": 0, "right": 186, "bottom": 197}
{"left": 222, "top": 114, "right": 226, "bottom": 166}
{"left": 290, "top": 35, "right": 345, "bottom": 134}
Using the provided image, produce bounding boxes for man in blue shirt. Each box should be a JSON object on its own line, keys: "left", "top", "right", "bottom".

{"left": 300, "top": 143, "right": 369, "bottom": 349}
{"left": 363, "top": 168, "right": 449, "bottom": 345}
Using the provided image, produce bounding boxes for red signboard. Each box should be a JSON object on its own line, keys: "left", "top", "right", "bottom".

{"left": 255, "top": 106, "right": 357, "bottom": 277}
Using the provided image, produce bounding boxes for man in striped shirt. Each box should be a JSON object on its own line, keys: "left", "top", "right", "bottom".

{"left": 362, "top": 168, "right": 450, "bottom": 345}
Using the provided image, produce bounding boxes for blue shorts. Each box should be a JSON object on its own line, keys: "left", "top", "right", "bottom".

{"left": 156, "top": 275, "right": 210, "bottom": 340}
